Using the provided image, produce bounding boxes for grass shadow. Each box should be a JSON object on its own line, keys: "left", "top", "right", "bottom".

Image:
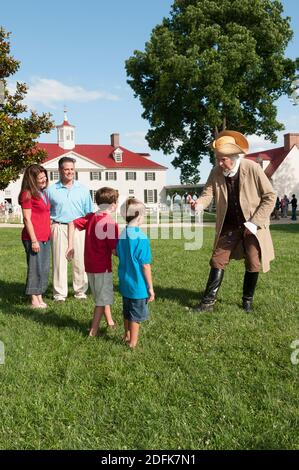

{"left": 154, "top": 285, "right": 202, "bottom": 307}
{"left": 0, "top": 280, "right": 88, "bottom": 335}
{"left": 97, "top": 328, "right": 124, "bottom": 345}
{"left": 114, "top": 282, "right": 204, "bottom": 308}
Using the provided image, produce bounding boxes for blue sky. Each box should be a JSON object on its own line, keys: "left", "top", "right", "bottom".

{"left": 1, "top": 0, "right": 298, "bottom": 183}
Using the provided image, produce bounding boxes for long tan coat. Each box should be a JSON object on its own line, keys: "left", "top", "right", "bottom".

{"left": 197, "top": 158, "right": 276, "bottom": 272}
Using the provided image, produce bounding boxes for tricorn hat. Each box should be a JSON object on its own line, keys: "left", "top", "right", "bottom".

{"left": 212, "top": 130, "right": 249, "bottom": 155}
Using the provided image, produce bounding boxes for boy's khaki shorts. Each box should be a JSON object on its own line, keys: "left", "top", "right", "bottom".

{"left": 87, "top": 272, "right": 113, "bottom": 306}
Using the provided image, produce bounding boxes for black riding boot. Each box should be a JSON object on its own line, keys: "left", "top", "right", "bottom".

{"left": 242, "top": 271, "right": 259, "bottom": 312}
{"left": 193, "top": 268, "right": 224, "bottom": 312}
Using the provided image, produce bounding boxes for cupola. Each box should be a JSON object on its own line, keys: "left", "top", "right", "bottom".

{"left": 57, "top": 108, "right": 75, "bottom": 150}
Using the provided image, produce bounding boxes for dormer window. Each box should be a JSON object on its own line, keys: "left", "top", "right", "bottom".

{"left": 113, "top": 147, "right": 123, "bottom": 163}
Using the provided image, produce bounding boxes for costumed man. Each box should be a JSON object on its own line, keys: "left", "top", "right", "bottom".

{"left": 189, "top": 130, "right": 276, "bottom": 312}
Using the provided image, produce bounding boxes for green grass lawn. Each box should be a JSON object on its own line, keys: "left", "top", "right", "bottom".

{"left": 0, "top": 225, "right": 298, "bottom": 450}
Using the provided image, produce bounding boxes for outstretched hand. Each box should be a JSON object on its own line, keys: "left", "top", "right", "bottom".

{"left": 187, "top": 195, "right": 197, "bottom": 212}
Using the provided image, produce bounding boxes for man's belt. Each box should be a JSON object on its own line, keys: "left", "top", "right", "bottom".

{"left": 52, "top": 220, "right": 68, "bottom": 225}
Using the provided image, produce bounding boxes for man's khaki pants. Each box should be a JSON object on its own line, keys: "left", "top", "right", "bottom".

{"left": 51, "top": 223, "right": 88, "bottom": 300}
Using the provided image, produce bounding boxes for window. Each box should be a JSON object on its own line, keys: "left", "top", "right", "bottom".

{"left": 90, "top": 171, "right": 102, "bottom": 181}
{"left": 59, "top": 129, "right": 63, "bottom": 140}
{"left": 50, "top": 171, "right": 59, "bottom": 181}
{"left": 145, "top": 172, "right": 155, "bottom": 181}
{"left": 75, "top": 171, "right": 78, "bottom": 180}
{"left": 105, "top": 172, "right": 117, "bottom": 181}
{"left": 89, "top": 190, "right": 97, "bottom": 203}
{"left": 144, "top": 189, "right": 157, "bottom": 204}
{"left": 113, "top": 148, "right": 123, "bottom": 163}
{"left": 129, "top": 189, "right": 135, "bottom": 195}
{"left": 126, "top": 172, "right": 136, "bottom": 181}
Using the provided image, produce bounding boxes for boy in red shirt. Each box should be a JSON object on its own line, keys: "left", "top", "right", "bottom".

{"left": 66, "top": 187, "right": 119, "bottom": 336}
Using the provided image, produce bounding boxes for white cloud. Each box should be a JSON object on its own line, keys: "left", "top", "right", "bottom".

{"left": 8, "top": 77, "right": 119, "bottom": 108}
{"left": 247, "top": 130, "right": 296, "bottom": 153}
{"left": 124, "top": 131, "right": 147, "bottom": 147}
{"left": 247, "top": 134, "right": 278, "bottom": 153}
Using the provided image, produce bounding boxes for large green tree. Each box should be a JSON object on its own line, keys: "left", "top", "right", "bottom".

{"left": 126, "top": 0, "right": 299, "bottom": 183}
{"left": 0, "top": 27, "right": 54, "bottom": 190}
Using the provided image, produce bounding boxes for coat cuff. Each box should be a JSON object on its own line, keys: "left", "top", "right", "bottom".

{"left": 244, "top": 221, "right": 258, "bottom": 235}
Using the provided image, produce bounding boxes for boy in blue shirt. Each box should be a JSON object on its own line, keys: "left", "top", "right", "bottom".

{"left": 116, "top": 199, "right": 154, "bottom": 348}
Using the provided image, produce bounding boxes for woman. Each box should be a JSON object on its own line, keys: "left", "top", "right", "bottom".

{"left": 18, "top": 164, "right": 51, "bottom": 308}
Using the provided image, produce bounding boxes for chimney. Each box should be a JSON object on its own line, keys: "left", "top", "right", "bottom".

{"left": 284, "top": 133, "right": 299, "bottom": 152}
{"left": 110, "top": 133, "right": 120, "bottom": 148}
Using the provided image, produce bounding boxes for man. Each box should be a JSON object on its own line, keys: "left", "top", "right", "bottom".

{"left": 290, "top": 194, "right": 297, "bottom": 221}
{"left": 189, "top": 130, "right": 276, "bottom": 312}
{"left": 47, "top": 157, "right": 93, "bottom": 301}
{"left": 282, "top": 195, "right": 289, "bottom": 218}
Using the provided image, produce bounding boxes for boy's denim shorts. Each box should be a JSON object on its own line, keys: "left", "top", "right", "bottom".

{"left": 122, "top": 297, "right": 149, "bottom": 323}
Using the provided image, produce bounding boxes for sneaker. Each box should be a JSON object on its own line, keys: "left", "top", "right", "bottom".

{"left": 74, "top": 293, "right": 87, "bottom": 300}
{"left": 54, "top": 297, "right": 66, "bottom": 302}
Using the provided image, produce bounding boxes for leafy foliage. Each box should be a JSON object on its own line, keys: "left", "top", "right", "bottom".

{"left": 126, "top": 0, "right": 299, "bottom": 183}
{"left": 0, "top": 27, "right": 54, "bottom": 190}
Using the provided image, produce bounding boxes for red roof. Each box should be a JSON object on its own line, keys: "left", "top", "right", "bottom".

{"left": 37, "top": 143, "right": 167, "bottom": 169}
{"left": 245, "top": 146, "right": 289, "bottom": 178}
{"left": 56, "top": 120, "right": 74, "bottom": 127}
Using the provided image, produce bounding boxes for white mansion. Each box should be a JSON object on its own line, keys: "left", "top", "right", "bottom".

{"left": 0, "top": 113, "right": 167, "bottom": 210}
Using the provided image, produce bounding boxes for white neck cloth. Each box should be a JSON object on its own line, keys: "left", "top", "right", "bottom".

{"left": 222, "top": 156, "right": 241, "bottom": 177}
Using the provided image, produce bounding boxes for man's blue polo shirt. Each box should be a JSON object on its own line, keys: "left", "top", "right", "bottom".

{"left": 46, "top": 180, "right": 93, "bottom": 223}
